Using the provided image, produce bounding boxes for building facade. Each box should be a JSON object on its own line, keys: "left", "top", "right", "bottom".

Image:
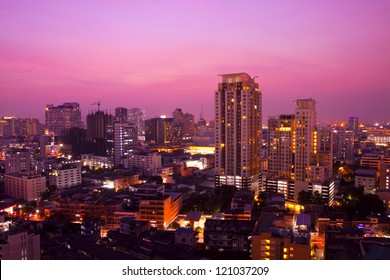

{"left": 215, "top": 72, "right": 262, "bottom": 191}
{"left": 49, "top": 166, "right": 82, "bottom": 189}
{"left": 4, "top": 172, "right": 46, "bottom": 201}
{"left": 45, "top": 103, "right": 82, "bottom": 136}
{"left": 123, "top": 152, "right": 162, "bottom": 177}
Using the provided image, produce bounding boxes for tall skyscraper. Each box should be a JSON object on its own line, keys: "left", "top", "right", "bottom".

{"left": 145, "top": 117, "right": 173, "bottom": 144}
{"left": 106, "top": 122, "right": 138, "bottom": 166}
{"left": 86, "top": 111, "right": 113, "bottom": 155}
{"left": 128, "top": 108, "right": 145, "bottom": 137}
{"left": 45, "top": 103, "right": 82, "bottom": 136}
{"left": 294, "top": 99, "right": 317, "bottom": 183}
{"left": 172, "top": 108, "right": 195, "bottom": 143}
{"left": 347, "top": 116, "right": 359, "bottom": 137}
{"left": 267, "top": 114, "right": 296, "bottom": 180}
{"left": 215, "top": 73, "right": 262, "bottom": 191}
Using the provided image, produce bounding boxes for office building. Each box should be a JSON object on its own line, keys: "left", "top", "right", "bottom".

{"left": 106, "top": 122, "right": 138, "bottom": 166}
{"left": 215, "top": 72, "right": 262, "bottom": 191}
{"left": 45, "top": 103, "right": 82, "bottom": 136}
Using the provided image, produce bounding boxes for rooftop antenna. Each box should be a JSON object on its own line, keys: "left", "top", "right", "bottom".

{"left": 91, "top": 101, "right": 101, "bottom": 112}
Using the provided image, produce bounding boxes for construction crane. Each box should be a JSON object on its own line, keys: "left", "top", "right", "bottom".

{"left": 91, "top": 101, "right": 101, "bottom": 112}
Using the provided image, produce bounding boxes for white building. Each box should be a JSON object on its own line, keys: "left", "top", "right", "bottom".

{"left": 123, "top": 152, "right": 161, "bottom": 177}
{"left": 355, "top": 169, "right": 377, "bottom": 194}
{"left": 81, "top": 154, "right": 113, "bottom": 169}
{"left": 4, "top": 172, "right": 46, "bottom": 201}
{"left": 49, "top": 166, "right": 81, "bottom": 189}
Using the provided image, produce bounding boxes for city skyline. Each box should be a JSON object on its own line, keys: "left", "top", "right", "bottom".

{"left": 1, "top": 1, "right": 390, "bottom": 123}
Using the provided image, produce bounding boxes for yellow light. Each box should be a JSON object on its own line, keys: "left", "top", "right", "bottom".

{"left": 283, "top": 254, "right": 288, "bottom": 259}
{"left": 265, "top": 245, "right": 270, "bottom": 250}
{"left": 231, "top": 98, "right": 235, "bottom": 102}
{"left": 283, "top": 248, "right": 288, "bottom": 253}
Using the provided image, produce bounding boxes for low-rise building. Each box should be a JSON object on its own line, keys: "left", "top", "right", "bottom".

{"left": 175, "top": 227, "right": 197, "bottom": 247}
{"left": 355, "top": 169, "right": 377, "bottom": 194}
{"left": 138, "top": 193, "right": 182, "bottom": 229}
{"left": 0, "top": 217, "right": 40, "bottom": 260}
{"left": 49, "top": 166, "right": 81, "bottom": 189}
{"left": 204, "top": 219, "right": 255, "bottom": 254}
{"left": 252, "top": 213, "right": 311, "bottom": 260}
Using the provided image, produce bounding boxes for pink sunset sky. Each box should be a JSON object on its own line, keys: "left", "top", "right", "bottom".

{"left": 1, "top": 0, "right": 389, "bottom": 123}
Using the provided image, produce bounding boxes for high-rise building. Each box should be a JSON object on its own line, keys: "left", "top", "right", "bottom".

{"left": 86, "top": 110, "right": 113, "bottom": 155}
{"left": 106, "top": 122, "right": 138, "bottom": 166}
{"left": 267, "top": 114, "right": 296, "bottom": 180}
{"left": 347, "top": 116, "right": 359, "bottom": 138}
{"left": 294, "top": 99, "right": 317, "bottom": 183}
{"left": 115, "top": 107, "right": 128, "bottom": 122}
{"left": 172, "top": 108, "right": 195, "bottom": 140}
{"left": 128, "top": 108, "right": 145, "bottom": 137}
{"left": 145, "top": 117, "right": 173, "bottom": 144}
{"left": 45, "top": 103, "right": 82, "bottom": 136}
{"left": 308, "top": 126, "right": 333, "bottom": 182}
{"left": 215, "top": 73, "right": 262, "bottom": 191}
{"left": 332, "top": 127, "right": 354, "bottom": 162}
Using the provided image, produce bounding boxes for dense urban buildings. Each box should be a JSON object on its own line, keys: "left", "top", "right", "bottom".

{"left": 215, "top": 72, "right": 262, "bottom": 192}
{"left": 1, "top": 74, "right": 390, "bottom": 261}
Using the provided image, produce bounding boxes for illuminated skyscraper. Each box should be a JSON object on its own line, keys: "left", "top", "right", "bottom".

{"left": 45, "top": 103, "right": 82, "bottom": 136}
{"left": 215, "top": 73, "right": 262, "bottom": 191}
{"left": 294, "top": 99, "right": 317, "bottom": 183}
{"left": 128, "top": 108, "right": 145, "bottom": 137}
{"left": 106, "top": 122, "right": 138, "bottom": 166}
{"left": 267, "top": 114, "right": 296, "bottom": 180}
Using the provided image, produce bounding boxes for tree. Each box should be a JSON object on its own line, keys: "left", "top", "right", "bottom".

{"left": 298, "top": 191, "right": 313, "bottom": 204}
{"left": 339, "top": 186, "right": 386, "bottom": 219}
{"left": 170, "top": 221, "right": 180, "bottom": 229}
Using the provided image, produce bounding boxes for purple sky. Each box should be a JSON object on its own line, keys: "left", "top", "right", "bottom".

{"left": 1, "top": 0, "right": 390, "bottom": 123}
